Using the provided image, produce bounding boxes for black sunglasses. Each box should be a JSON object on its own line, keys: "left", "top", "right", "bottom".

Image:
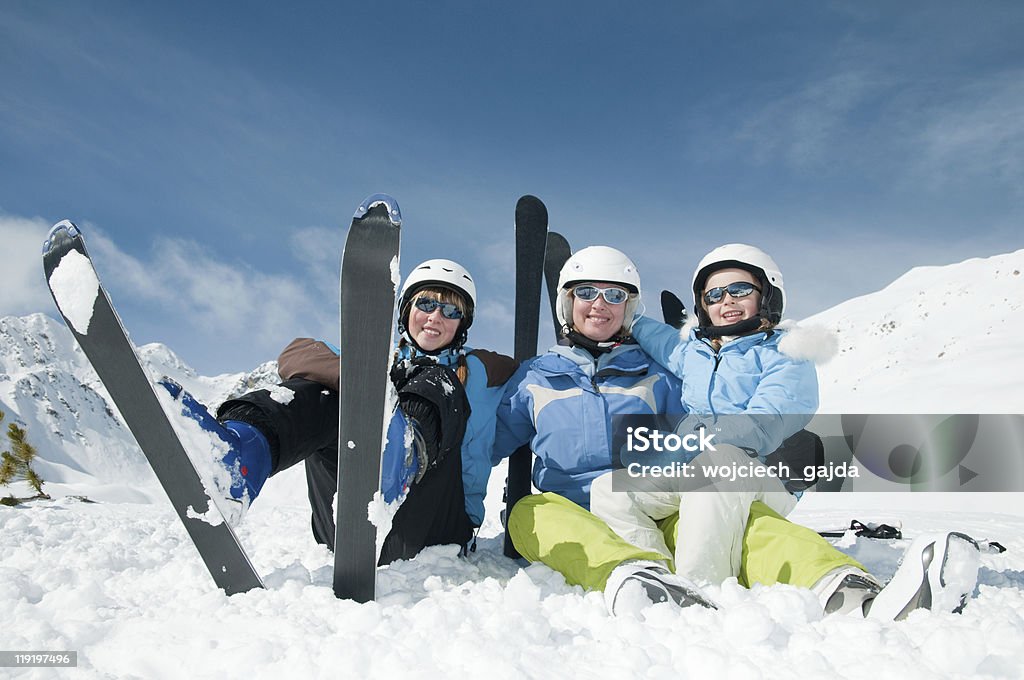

{"left": 702, "top": 281, "right": 761, "bottom": 305}
{"left": 413, "top": 297, "right": 464, "bottom": 319}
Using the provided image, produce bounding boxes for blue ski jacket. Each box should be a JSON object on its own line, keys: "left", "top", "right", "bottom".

{"left": 492, "top": 343, "right": 682, "bottom": 509}
{"left": 630, "top": 316, "right": 819, "bottom": 458}
{"left": 458, "top": 348, "right": 517, "bottom": 525}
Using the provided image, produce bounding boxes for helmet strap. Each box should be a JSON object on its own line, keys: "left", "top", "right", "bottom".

{"left": 565, "top": 328, "right": 634, "bottom": 357}
{"left": 696, "top": 316, "right": 763, "bottom": 339}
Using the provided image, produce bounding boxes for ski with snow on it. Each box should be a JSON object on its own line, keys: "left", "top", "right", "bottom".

{"left": 333, "top": 194, "right": 402, "bottom": 602}
{"left": 503, "top": 195, "right": 549, "bottom": 559}
{"left": 41, "top": 221, "right": 264, "bottom": 595}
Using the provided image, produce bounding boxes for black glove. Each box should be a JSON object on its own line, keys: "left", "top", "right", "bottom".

{"left": 399, "top": 392, "right": 443, "bottom": 471}
{"left": 394, "top": 363, "right": 471, "bottom": 478}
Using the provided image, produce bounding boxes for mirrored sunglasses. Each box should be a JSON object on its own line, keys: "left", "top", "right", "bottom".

{"left": 702, "top": 281, "right": 761, "bottom": 305}
{"left": 572, "top": 284, "right": 630, "bottom": 305}
{"left": 413, "top": 297, "right": 464, "bottom": 319}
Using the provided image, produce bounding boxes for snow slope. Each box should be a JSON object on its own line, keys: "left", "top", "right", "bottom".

{"left": 799, "top": 248, "right": 1024, "bottom": 518}
{"left": 810, "top": 248, "right": 1024, "bottom": 414}
{"left": 3, "top": 250, "right": 1024, "bottom": 679}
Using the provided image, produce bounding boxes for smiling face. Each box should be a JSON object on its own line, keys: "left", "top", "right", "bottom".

{"left": 406, "top": 289, "right": 464, "bottom": 352}
{"left": 571, "top": 282, "right": 628, "bottom": 342}
{"left": 702, "top": 268, "right": 762, "bottom": 327}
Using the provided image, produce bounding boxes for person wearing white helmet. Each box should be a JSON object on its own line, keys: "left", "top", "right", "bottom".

{"left": 588, "top": 243, "right": 980, "bottom": 620}
{"left": 493, "top": 246, "right": 719, "bottom": 613}
{"left": 162, "top": 257, "right": 517, "bottom": 567}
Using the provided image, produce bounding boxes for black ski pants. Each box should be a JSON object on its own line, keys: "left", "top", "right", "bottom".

{"left": 217, "top": 378, "right": 474, "bottom": 565}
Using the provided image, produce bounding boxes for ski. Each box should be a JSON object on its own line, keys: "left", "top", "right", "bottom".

{"left": 503, "top": 195, "right": 548, "bottom": 559}
{"left": 544, "top": 231, "right": 571, "bottom": 340}
{"left": 817, "top": 521, "right": 1006, "bottom": 554}
{"left": 333, "top": 194, "right": 402, "bottom": 602}
{"left": 42, "top": 221, "right": 264, "bottom": 595}
{"left": 660, "top": 290, "right": 688, "bottom": 329}
{"left": 817, "top": 520, "right": 903, "bottom": 540}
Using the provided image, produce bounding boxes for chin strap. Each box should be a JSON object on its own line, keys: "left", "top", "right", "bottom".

{"left": 565, "top": 327, "right": 635, "bottom": 356}
{"left": 695, "top": 316, "right": 763, "bottom": 339}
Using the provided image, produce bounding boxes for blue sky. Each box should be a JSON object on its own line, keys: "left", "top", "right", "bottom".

{"left": 3, "top": 1, "right": 1023, "bottom": 374}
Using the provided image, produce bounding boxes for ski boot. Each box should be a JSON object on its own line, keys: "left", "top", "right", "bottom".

{"left": 605, "top": 560, "right": 718, "bottom": 616}
{"left": 867, "top": 531, "right": 981, "bottom": 621}
{"left": 813, "top": 566, "right": 883, "bottom": 616}
{"left": 158, "top": 378, "right": 271, "bottom": 526}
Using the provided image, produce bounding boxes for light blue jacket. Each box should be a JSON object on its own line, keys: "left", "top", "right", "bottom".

{"left": 630, "top": 316, "right": 818, "bottom": 457}
{"left": 492, "top": 343, "right": 682, "bottom": 509}
{"left": 459, "top": 350, "right": 512, "bottom": 526}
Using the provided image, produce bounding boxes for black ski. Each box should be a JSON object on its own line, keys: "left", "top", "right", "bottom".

{"left": 333, "top": 194, "right": 402, "bottom": 602}
{"left": 661, "top": 290, "right": 688, "bottom": 329}
{"left": 503, "top": 195, "right": 548, "bottom": 559}
{"left": 544, "top": 231, "right": 571, "bottom": 340}
{"left": 42, "top": 221, "right": 264, "bottom": 595}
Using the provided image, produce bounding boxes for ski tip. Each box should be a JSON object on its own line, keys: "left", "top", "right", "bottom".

{"left": 355, "top": 194, "right": 402, "bottom": 226}
{"left": 547, "top": 231, "right": 569, "bottom": 248}
{"left": 516, "top": 195, "right": 548, "bottom": 224}
{"left": 516, "top": 194, "right": 547, "bottom": 208}
{"left": 43, "top": 219, "right": 81, "bottom": 254}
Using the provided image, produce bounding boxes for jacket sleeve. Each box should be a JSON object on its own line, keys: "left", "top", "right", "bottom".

{"left": 685, "top": 354, "right": 818, "bottom": 456}
{"left": 490, "top": 361, "right": 538, "bottom": 466}
{"left": 277, "top": 338, "right": 340, "bottom": 392}
{"left": 631, "top": 316, "right": 688, "bottom": 376}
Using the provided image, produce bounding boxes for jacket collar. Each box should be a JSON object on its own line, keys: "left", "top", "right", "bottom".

{"left": 537, "top": 342, "right": 650, "bottom": 377}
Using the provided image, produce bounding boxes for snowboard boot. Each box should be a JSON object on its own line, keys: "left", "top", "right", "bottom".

{"left": 812, "top": 566, "right": 883, "bottom": 616}
{"left": 605, "top": 560, "right": 718, "bottom": 616}
{"left": 866, "top": 531, "right": 981, "bottom": 621}
{"left": 158, "top": 378, "right": 272, "bottom": 526}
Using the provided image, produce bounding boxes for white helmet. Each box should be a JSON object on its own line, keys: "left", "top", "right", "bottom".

{"left": 691, "top": 243, "right": 785, "bottom": 325}
{"left": 556, "top": 245, "right": 642, "bottom": 333}
{"left": 399, "top": 259, "right": 477, "bottom": 348}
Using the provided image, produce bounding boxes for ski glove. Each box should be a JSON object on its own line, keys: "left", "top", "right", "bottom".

{"left": 399, "top": 393, "right": 443, "bottom": 473}
{"left": 394, "top": 363, "right": 471, "bottom": 478}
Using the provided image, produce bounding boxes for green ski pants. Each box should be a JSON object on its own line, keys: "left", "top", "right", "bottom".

{"left": 507, "top": 492, "right": 865, "bottom": 591}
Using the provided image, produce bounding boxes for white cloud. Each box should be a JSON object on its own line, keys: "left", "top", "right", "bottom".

{"left": 83, "top": 230, "right": 337, "bottom": 360}
{"left": 0, "top": 213, "right": 54, "bottom": 316}
{"left": 914, "top": 71, "right": 1024, "bottom": 192}
{"left": 733, "top": 70, "right": 886, "bottom": 168}
{"left": 700, "top": 59, "right": 1024, "bottom": 197}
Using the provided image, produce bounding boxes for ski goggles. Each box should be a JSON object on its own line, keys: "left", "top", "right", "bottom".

{"left": 572, "top": 284, "right": 630, "bottom": 305}
{"left": 702, "top": 281, "right": 761, "bottom": 305}
{"left": 413, "top": 297, "right": 464, "bottom": 320}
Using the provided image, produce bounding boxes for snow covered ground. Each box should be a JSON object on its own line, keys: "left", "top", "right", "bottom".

{"left": 2, "top": 250, "right": 1024, "bottom": 679}
{"left": 4, "top": 471, "right": 1024, "bottom": 679}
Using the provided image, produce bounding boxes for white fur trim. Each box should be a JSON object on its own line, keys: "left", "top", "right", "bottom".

{"left": 776, "top": 321, "right": 838, "bottom": 364}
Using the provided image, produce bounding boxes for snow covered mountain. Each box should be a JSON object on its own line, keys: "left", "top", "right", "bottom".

{"left": 0, "top": 313, "right": 279, "bottom": 503}
{"left": 810, "top": 248, "right": 1024, "bottom": 414}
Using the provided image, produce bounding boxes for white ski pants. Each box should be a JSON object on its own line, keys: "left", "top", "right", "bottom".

{"left": 590, "top": 443, "right": 797, "bottom": 586}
